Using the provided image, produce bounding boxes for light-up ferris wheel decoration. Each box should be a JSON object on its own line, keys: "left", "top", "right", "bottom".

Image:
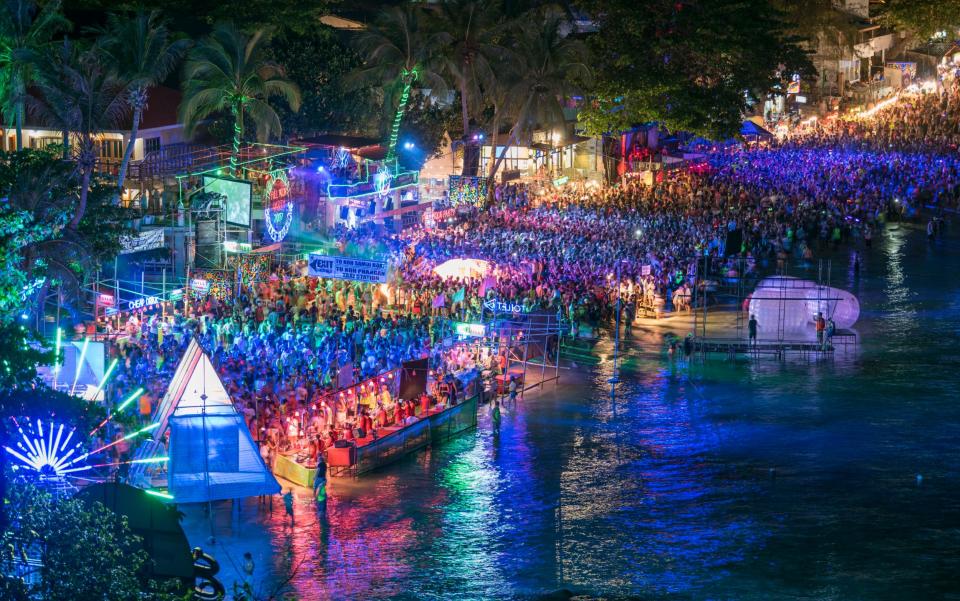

{"left": 4, "top": 410, "right": 166, "bottom": 488}
{"left": 4, "top": 418, "right": 89, "bottom": 480}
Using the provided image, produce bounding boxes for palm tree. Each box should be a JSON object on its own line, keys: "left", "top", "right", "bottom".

{"left": 487, "top": 10, "right": 591, "bottom": 183}
{"left": 428, "top": 0, "right": 503, "bottom": 175}
{"left": 179, "top": 23, "right": 301, "bottom": 173}
{"left": 93, "top": 10, "right": 190, "bottom": 195}
{"left": 349, "top": 5, "right": 446, "bottom": 164}
{"left": 27, "top": 39, "right": 130, "bottom": 228}
{"left": 0, "top": 0, "right": 69, "bottom": 151}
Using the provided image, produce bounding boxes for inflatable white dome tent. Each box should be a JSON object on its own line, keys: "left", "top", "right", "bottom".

{"left": 747, "top": 276, "right": 859, "bottom": 341}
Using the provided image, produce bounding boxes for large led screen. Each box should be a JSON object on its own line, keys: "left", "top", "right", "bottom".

{"left": 203, "top": 176, "right": 252, "bottom": 228}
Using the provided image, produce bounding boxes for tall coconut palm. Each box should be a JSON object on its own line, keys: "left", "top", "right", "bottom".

{"left": 487, "top": 10, "right": 591, "bottom": 182}
{"left": 0, "top": 0, "right": 69, "bottom": 150}
{"left": 428, "top": 0, "right": 503, "bottom": 175}
{"left": 93, "top": 10, "right": 190, "bottom": 195}
{"left": 179, "top": 23, "right": 301, "bottom": 173}
{"left": 349, "top": 4, "right": 446, "bottom": 164}
{"left": 27, "top": 39, "right": 130, "bottom": 228}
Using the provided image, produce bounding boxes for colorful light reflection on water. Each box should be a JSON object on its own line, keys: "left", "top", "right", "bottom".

{"left": 182, "top": 225, "right": 960, "bottom": 600}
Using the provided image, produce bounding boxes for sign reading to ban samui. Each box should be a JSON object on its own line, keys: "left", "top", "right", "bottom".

{"left": 483, "top": 298, "right": 525, "bottom": 314}
{"left": 307, "top": 253, "right": 388, "bottom": 284}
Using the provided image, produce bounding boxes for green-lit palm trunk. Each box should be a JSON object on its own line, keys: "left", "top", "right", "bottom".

{"left": 231, "top": 102, "right": 244, "bottom": 176}
{"left": 386, "top": 68, "right": 417, "bottom": 163}
{"left": 15, "top": 102, "right": 24, "bottom": 151}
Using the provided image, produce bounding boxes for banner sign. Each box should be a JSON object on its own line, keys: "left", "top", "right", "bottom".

{"left": 641, "top": 265, "right": 652, "bottom": 276}
{"left": 119, "top": 229, "right": 165, "bottom": 254}
{"left": 307, "top": 254, "right": 388, "bottom": 283}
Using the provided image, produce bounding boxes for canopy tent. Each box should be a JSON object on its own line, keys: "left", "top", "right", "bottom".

{"left": 130, "top": 339, "right": 279, "bottom": 503}
{"left": 680, "top": 121, "right": 774, "bottom": 152}
{"left": 433, "top": 258, "right": 492, "bottom": 281}
{"left": 740, "top": 120, "right": 774, "bottom": 140}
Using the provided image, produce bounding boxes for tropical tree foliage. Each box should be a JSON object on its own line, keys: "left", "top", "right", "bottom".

{"left": 92, "top": 9, "right": 190, "bottom": 194}
{"left": 486, "top": 8, "right": 591, "bottom": 182}
{"left": 578, "top": 0, "right": 813, "bottom": 140}
{"left": 268, "top": 26, "right": 373, "bottom": 137}
{"left": 428, "top": 0, "right": 504, "bottom": 174}
{"left": 27, "top": 39, "right": 129, "bottom": 227}
{"left": 0, "top": 148, "right": 131, "bottom": 325}
{"left": 881, "top": 0, "right": 960, "bottom": 41}
{"left": 0, "top": 0, "right": 69, "bottom": 150}
{"left": 348, "top": 4, "right": 447, "bottom": 162}
{"left": 180, "top": 23, "right": 301, "bottom": 171}
{"left": 0, "top": 484, "right": 181, "bottom": 601}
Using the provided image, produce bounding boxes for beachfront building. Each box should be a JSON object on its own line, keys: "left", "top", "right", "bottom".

{"left": 0, "top": 86, "right": 192, "bottom": 208}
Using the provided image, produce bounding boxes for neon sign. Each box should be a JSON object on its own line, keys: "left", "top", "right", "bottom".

{"left": 264, "top": 171, "right": 294, "bottom": 242}
{"left": 129, "top": 296, "right": 161, "bottom": 310}
{"left": 483, "top": 299, "right": 526, "bottom": 314}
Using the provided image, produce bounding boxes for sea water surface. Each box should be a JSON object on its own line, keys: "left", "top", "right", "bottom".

{"left": 184, "top": 224, "right": 960, "bottom": 600}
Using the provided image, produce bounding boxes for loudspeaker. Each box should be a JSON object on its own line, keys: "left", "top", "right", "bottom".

{"left": 724, "top": 228, "right": 743, "bottom": 257}
{"left": 194, "top": 220, "right": 221, "bottom": 268}
{"left": 333, "top": 439, "right": 351, "bottom": 448}
{"left": 368, "top": 200, "right": 376, "bottom": 215}
{"left": 355, "top": 208, "right": 364, "bottom": 219}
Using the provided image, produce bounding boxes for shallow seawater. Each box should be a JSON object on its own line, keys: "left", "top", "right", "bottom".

{"left": 183, "top": 224, "right": 960, "bottom": 600}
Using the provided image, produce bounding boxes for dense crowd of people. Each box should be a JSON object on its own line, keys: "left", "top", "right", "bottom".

{"left": 95, "top": 85, "right": 958, "bottom": 477}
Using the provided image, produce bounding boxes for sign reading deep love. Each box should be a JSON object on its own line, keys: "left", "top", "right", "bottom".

{"left": 308, "top": 253, "right": 388, "bottom": 284}
{"left": 483, "top": 298, "right": 525, "bottom": 314}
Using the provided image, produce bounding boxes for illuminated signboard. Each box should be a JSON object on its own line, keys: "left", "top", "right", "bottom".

{"left": 223, "top": 240, "right": 252, "bottom": 253}
{"left": 129, "top": 295, "right": 161, "bottom": 310}
{"left": 190, "top": 278, "right": 211, "bottom": 293}
{"left": 454, "top": 322, "right": 487, "bottom": 337}
{"left": 327, "top": 167, "right": 418, "bottom": 199}
{"left": 483, "top": 298, "right": 525, "bottom": 314}
{"left": 97, "top": 293, "right": 115, "bottom": 307}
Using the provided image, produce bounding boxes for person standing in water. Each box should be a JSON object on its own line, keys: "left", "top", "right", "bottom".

{"left": 314, "top": 455, "right": 328, "bottom": 515}
{"left": 282, "top": 488, "right": 294, "bottom": 524}
{"left": 491, "top": 399, "right": 501, "bottom": 430}
{"left": 748, "top": 314, "right": 758, "bottom": 347}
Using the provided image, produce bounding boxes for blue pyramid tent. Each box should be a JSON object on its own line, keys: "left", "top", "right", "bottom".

{"left": 130, "top": 339, "right": 280, "bottom": 503}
